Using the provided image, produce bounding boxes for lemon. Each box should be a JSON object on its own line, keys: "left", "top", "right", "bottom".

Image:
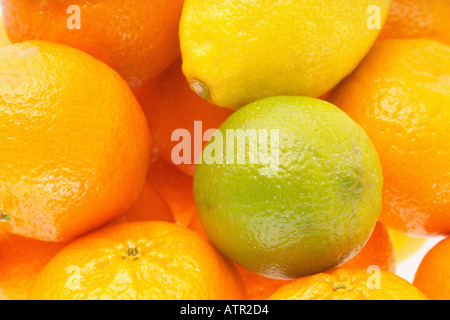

{"left": 180, "top": 0, "right": 390, "bottom": 109}
{"left": 387, "top": 227, "right": 427, "bottom": 263}
{"left": 193, "top": 97, "right": 383, "bottom": 279}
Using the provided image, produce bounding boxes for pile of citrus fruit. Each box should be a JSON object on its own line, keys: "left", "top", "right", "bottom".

{"left": 0, "top": 0, "right": 448, "bottom": 301}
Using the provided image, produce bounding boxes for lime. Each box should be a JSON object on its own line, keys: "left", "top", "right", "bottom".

{"left": 193, "top": 96, "right": 383, "bottom": 279}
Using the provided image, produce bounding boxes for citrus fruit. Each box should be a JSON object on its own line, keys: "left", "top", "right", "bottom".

{"left": 134, "top": 59, "right": 234, "bottom": 177}
{"left": 341, "top": 222, "right": 395, "bottom": 273}
{"left": 268, "top": 268, "right": 428, "bottom": 300}
{"left": 180, "top": 0, "right": 390, "bottom": 108}
{"left": 378, "top": 0, "right": 450, "bottom": 45}
{"left": 387, "top": 227, "right": 426, "bottom": 263}
{"left": 328, "top": 39, "right": 450, "bottom": 236}
{"left": 0, "top": 17, "right": 11, "bottom": 48}
{"left": 193, "top": 96, "right": 383, "bottom": 279}
{"left": 188, "top": 212, "right": 208, "bottom": 239}
{"left": 0, "top": 230, "right": 66, "bottom": 300}
{"left": 235, "top": 265, "right": 291, "bottom": 300}
{"left": 0, "top": 41, "right": 151, "bottom": 242}
{"left": 111, "top": 180, "right": 174, "bottom": 225}
{"left": 147, "top": 157, "right": 197, "bottom": 226}
{"left": 28, "top": 221, "right": 246, "bottom": 300}
{"left": 414, "top": 237, "right": 450, "bottom": 300}
{"left": 2, "top": 0, "right": 185, "bottom": 87}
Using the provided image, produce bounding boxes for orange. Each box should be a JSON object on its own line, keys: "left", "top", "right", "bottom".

{"left": 2, "top": 0, "right": 185, "bottom": 87}
{"left": 0, "top": 17, "right": 11, "bottom": 48}
{"left": 328, "top": 39, "right": 450, "bottom": 236}
{"left": 0, "top": 41, "right": 151, "bottom": 242}
{"left": 134, "top": 59, "right": 234, "bottom": 177}
{"left": 147, "top": 157, "right": 197, "bottom": 226}
{"left": 235, "top": 265, "right": 291, "bottom": 300}
{"left": 341, "top": 222, "right": 396, "bottom": 273}
{"left": 189, "top": 217, "right": 395, "bottom": 299}
{"left": 188, "top": 211, "right": 208, "bottom": 239}
{"left": 378, "top": 0, "right": 450, "bottom": 45}
{"left": 0, "top": 230, "right": 66, "bottom": 300}
{"left": 269, "top": 268, "right": 428, "bottom": 300}
{"left": 111, "top": 180, "right": 174, "bottom": 225}
{"left": 28, "top": 221, "right": 247, "bottom": 300}
{"left": 414, "top": 237, "right": 450, "bottom": 300}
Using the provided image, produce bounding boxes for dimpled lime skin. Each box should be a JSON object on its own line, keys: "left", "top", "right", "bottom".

{"left": 194, "top": 97, "right": 383, "bottom": 279}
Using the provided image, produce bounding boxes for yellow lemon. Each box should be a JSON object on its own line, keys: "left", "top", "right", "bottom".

{"left": 387, "top": 227, "right": 426, "bottom": 263}
{"left": 180, "top": 0, "right": 390, "bottom": 109}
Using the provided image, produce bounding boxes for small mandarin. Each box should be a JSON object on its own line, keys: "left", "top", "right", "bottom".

{"left": 329, "top": 39, "right": 450, "bottom": 236}
{"left": 2, "top": 0, "right": 185, "bottom": 87}
{"left": 269, "top": 269, "right": 428, "bottom": 300}
{"left": 134, "top": 59, "right": 233, "bottom": 177}
{"left": 28, "top": 222, "right": 247, "bottom": 300}
{"left": 341, "top": 222, "right": 396, "bottom": 273}
{"left": 0, "top": 230, "right": 66, "bottom": 300}
{"left": 147, "top": 157, "right": 197, "bottom": 227}
{"left": 0, "top": 41, "right": 151, "bottom": 242}
{"left": 0, "top": 17, "right": 11, "bottom": 47}
{"left": 378, "top": 0, "right": 450, "bottom": 45}
{"left": 111, "top": 180, "right": 174, "bottom": 225}
{"left": 414, "top": 237, "right": 450, "bottom": 300}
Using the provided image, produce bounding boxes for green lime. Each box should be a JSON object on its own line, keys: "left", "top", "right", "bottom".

{"left": 193, "top": 96, "right": 383, "bottom": 279}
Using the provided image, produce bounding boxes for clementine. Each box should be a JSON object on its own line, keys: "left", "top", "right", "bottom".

{"left": 134, "top": 59, "right": 234, "bottom": 177}
{"left": 28, "top": 222, "right": 246, "bottom": 300}
{"left": 147, "top": 157, "right": 197, "bottom": 226}
{"left": 2, "top": 0, "right": 185, "bottom": 87}
{"left": 0, "top": 230, "right": 66, "bottom": 300}
{"left": 378, "top": 0, "right": 450, "bottom": 45}
{"left": 329, "top": 39, "right": 450, "bottom": 236}
{"left": 0, "top": 41, "right": 151, "bottom": 242}
{"left": 414, "top": 237, "right": 450, "bottom": 300}
{"left": 111, "top": 180, "right": 174, "bottom": 225}
{"left": 341, "top": 222, "right": 396, "bottom": 273}
{"left": 0, "top": 17, "right": 11, "bottom": 48}
{"left": 269, "top": 268, "right": 428, "bottom": 300}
